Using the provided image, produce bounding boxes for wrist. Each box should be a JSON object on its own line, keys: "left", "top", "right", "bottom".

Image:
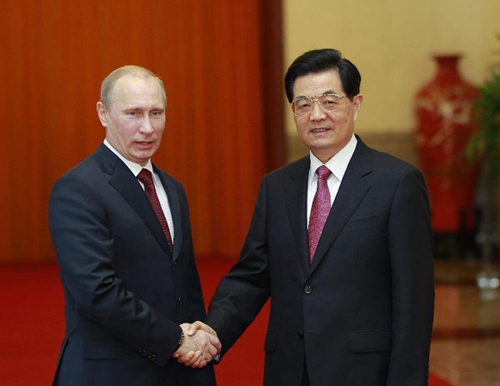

{"left": 178, "top": 329, "right": 186, "bottom": 346}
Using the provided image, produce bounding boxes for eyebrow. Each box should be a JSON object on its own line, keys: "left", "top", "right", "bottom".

{"left": 295, "top": 90, "right": 338, "bottom": 99}
{"left": 123, "top": 106, "right": 165, "bottom": 112}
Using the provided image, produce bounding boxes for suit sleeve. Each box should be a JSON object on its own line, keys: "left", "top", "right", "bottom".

{"left": 49, "top": 174, "right": 181, "bottom": 367}
{"left": 386, "top": 167, "right": 435, "bottom": 385}
{"left": 179, "top": 185, "right": 208, "bottom": 323}
{"left": 205, "top": 177, "right": 271, "bottom": 357}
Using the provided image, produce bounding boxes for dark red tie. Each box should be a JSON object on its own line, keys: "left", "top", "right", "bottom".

{"left": 137, "top": 169, "right": 173, "bottom": 252}
{"left": 308, "top": 166, "right": 332, "bottom": 264}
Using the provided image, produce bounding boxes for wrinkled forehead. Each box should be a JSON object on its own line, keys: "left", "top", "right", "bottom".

{"left": 109, "top": 74, "right": 167, "bottom": 108}
{"left": 292, "top": 69, "right": 343, "bottom": 99}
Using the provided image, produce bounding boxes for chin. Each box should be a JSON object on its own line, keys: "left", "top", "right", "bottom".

{"left": 311, "top": 140, "right": 336, "bottom": 149}
{"left": 132, "top": 153, "right": 154, "bottom": 165}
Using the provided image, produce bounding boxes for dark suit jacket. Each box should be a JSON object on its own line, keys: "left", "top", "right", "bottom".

{"left": 49, "top": 144, "right": 215, "bottom": 386}
{"left": 205, "top": 137, "right": 434, "bottom": 386}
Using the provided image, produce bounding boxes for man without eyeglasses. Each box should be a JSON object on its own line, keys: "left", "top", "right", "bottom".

{"left": 49, "top": 65, "right": 220, "bottom": 385}
{"left": 180, "top": 49, "right": 434, "bottom": 386}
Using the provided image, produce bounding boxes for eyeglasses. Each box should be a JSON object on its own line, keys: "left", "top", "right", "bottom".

{"left": 291, "top": 93, "right": 347, "bottom": 117}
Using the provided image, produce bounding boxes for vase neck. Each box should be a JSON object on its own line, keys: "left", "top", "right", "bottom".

{"left": 433, "top": 55, "right": 462, "bottom": 83}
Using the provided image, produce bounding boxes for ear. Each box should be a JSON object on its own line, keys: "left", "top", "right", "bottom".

{"left": 96, "top": 101, "right": 108, "bottom": 127}
{"left": 353, "top": 94, "right": 363, "bottom": 121}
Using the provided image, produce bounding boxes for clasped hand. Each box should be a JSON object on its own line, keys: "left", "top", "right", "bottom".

{"left": 172, "top": 322, "right": 221, "bottom": 368}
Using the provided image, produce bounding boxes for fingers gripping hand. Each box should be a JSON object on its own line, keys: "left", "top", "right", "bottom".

{"left": 188, "top": 321, "right": 218, "bottom": 338}
{"left": 188, "top": 321, "right": 222, "bottom": 354}
{"left": 173, "top": 322, "right": 221, "bottom": 368}
{"left": 178, "top": 330, "right": 219, "bottom": 368}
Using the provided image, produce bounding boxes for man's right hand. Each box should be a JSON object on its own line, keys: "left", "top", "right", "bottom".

{"left": 172, "top": 322, "right": 221, "bottom": 368}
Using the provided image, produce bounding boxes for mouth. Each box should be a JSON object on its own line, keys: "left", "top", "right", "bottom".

{"left": 310, "top": 127, "right": 330, "bottom": 134}
{"left": 136, "top": 141, "right": 155, "bottom": 147}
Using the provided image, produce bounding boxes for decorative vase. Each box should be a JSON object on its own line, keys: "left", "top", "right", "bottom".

{"left": 414, "top": 54, "right": 480, "bottom": 256}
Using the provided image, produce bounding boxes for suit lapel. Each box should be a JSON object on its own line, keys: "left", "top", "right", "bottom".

{"left": 283, "top": 157, "right": 310, "bottom": 276}
{"left": 308, "top": 139, "right": 373, "bottom": 276}
{"left": 94, "top": 145, "right": 172, "bottom": 257}
{"left": 155, "top": 167, "right": 183, "bottom": 262}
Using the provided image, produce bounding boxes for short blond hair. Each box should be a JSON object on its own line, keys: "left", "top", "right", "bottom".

{"left": 100, "top": 65, "right": 167, "bottom": 108}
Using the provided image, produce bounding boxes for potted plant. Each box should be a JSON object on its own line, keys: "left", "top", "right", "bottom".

{"left": 467, "top": 64, "right": 500, "bottom": 176}
{"left": 467, "top": 38, "right": 500, "bottom": 296}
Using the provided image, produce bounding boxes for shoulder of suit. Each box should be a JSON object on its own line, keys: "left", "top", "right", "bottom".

{"left": 264, "top": 156, "right": 309, "bottom": 179}
{"left": 54, "top": 151, "right": 100, "bottom": 183}
{"left": 365, "top": 145, "right": 421, "bottom": 179}
{"left": 50, "top": 153, "right": 103, "bottom": 201}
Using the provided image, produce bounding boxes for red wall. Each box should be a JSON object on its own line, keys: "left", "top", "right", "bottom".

{"left": 0, "top": 0, "right": 283, "bottom": 263}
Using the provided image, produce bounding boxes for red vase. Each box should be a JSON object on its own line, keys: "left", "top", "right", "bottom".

{"left": 414, "top": 54, "right": 480, "bottom": 234}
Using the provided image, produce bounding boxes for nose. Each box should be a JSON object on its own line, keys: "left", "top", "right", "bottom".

{"left": 309, "top": 100, "right": 326, "bottom": 121}
{"left": 140, "top": 116, "right": 154, "bottom": 134}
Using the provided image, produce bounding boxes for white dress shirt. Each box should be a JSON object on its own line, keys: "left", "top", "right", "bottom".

{"left": 103, "top": 139, "right": 174, "bottom": 242}
{"left": 306, "top": 135, "right": 357, "bottom": 229}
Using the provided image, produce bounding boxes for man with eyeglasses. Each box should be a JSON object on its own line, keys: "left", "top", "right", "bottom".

{"left": 181, "top": 49, "right": 434, "bottom": 385}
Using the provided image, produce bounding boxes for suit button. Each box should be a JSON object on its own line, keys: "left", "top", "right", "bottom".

{"left": 178, "top": 297, "right": 183, "bottom": 305}
{"left": 297, "top": 331, "right": 304, "bottom": 339}
{"left": 304, "top": 285, "right": 312, "bottom": 295}
{"left": 174, "top": 261, "right": 178, "bottom": 267}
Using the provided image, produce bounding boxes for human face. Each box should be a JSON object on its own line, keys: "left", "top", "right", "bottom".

{"left": 292, "top": 69, "right": 362, "bottom": 163}
{"left": 96, "top": 74, "right": 166, "bottom": 166}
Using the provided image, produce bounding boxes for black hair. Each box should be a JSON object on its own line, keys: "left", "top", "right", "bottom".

{"left": 284, "top": 48, "right": 361, "bottom": 102}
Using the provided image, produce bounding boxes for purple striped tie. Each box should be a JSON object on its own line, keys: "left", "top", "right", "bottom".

{"left": 308, "top": 166, "right": 332, "bottom": 264}
{"left": 137, "top": 169, "right": 173, "bottom": 252}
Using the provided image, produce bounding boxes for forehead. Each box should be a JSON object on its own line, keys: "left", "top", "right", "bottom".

{"left": 111, "top": 75, "right": 165, "bottom": 107}
{"left": 292, "top": 69, "right": 343, "bottom": 98}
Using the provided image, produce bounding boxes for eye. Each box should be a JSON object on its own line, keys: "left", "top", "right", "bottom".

{"left": 127, "top": 109, "right": 142, "bottom": 117}
{"left": 320, "top": 95, "right": 342, "bottom": 109}
{"left": 296, "top": 100, "right": 310, "bottom": 109}
{"left": 322, "top": 97, "right": 338, "bottom": 105}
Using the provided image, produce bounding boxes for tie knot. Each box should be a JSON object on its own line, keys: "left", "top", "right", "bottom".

{"left": 316, "top": 165, "right": 332, "bottom": 180}
{"left": 137, "top": 169, "right": 154, "bottom": 186}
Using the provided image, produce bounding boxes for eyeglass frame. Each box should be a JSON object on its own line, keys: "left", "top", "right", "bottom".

{"left": 290, "top": 92, "right": 348, "bottom": 117}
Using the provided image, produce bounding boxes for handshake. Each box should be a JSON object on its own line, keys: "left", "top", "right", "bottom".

{"left": 172, "top": 321, "right": 221, "bottom": 368}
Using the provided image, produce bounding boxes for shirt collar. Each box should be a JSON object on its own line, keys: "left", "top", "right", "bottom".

{"left": 103, "top": 139, "right": 153, "bottom": 177}
{"left": 308, "top": 134, "right": 357, "bottom": 183}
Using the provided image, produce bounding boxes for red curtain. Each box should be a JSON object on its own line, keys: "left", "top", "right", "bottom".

{"left": 0, "top": 0, "right": 284, "bottom": 263}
